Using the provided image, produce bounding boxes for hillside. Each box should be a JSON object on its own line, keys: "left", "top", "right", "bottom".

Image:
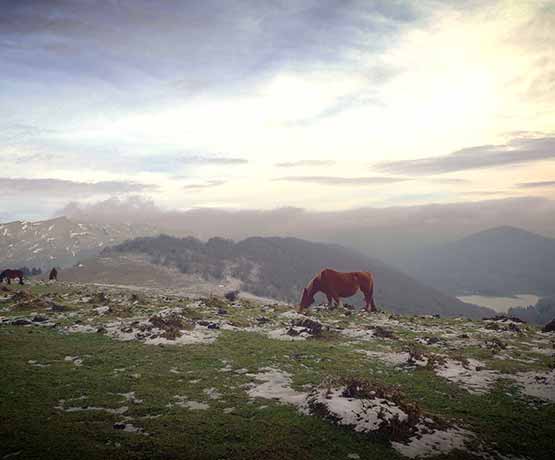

{"left": 1, "top": 282, "right": 554, "bottom": 460}
{"left": 0, "top": 216, "right": 160, "bottom": 270}
{"left": 509, "top": 297, "right": 555, "bottom": 325}
{"left": 65, "top": 234, "right": 494, "bottom": 318}
{"left": 401, "top": 226, "right": 555, "bottom": 296}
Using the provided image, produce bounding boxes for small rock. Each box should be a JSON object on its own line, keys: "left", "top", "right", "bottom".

{"left": 12, "top": 318, "right": 32, "bottom": 326}
{"left": 32, "top": 315, "right": 48, "bottom": 323}
{"left": 224, "top": 290, "right": 239, "bottom": 302}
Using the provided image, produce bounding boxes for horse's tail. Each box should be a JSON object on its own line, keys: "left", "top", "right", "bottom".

{"left": 357, "top": 272, "right": 376, "bottom": 310}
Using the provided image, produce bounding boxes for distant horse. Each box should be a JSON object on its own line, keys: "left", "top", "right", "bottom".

{"left": 299, "top": 268, "right": 376, "bottom": 313}
{"left": 49, "top": 268, "right": 58, "bottom": 281}
{"left": 0, "top": 269, "right": 25, "bottom": 285}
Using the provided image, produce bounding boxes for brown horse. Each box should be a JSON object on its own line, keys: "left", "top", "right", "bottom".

{"left": 299, "top": 268, "right": 376, "bottom": 313}
{"left": 0, "top": 269, "right": 25, "bottom": 285}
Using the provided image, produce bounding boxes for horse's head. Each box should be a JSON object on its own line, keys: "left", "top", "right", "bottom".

{"left": 299, "top": 276, "right": 320, "bottom": 310}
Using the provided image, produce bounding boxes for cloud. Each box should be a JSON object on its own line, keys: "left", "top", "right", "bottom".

{"left": 182, "top": 180, "right": 227, "bottom": 191}
{"left": 0, "top": 177, "right": 157, "bottom": 197}
{"left": 275, "top": 160, "right": 336, "bottom": 168}
{"left": 460, "top": 191, "right": 512, "bottom": 197}
{"left": 517, "top": 180, "right": 555, "bottom": 189}
{"left": 427, "top": 178, "right": 471, "bottom": 185}
{"left": 274, "top": 176, "right": 408, "bottom": 186}
{"left": 0, "top": 0, "right": 418, "bottom": 103}
{"left": 375, "top": 136, "right": 555, "bottom": 175}
{"left": 179, "top": 155, "right": 248, "bottom": 165}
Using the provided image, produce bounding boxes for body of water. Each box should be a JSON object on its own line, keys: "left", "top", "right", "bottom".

{"left": 457, "top": 294, "right": 540, "bottom": 313}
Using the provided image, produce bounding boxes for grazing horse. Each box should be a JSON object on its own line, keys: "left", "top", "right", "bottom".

{"left": 0, "top": 269, "right": 25, "bottom": 285}
{"left": 49, "top": 268, "right": 58, "bottom": 281}
{"left": 299, "top": 268, "right": 376, "bottom": 313}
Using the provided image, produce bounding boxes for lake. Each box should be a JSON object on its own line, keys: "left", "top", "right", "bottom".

{"left": 457, "top": 294, "right": 540, "bottom": 313}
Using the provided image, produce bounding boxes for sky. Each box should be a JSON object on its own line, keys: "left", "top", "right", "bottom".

{"left": 1, "top": 0, "right": 554, "bottom": 221}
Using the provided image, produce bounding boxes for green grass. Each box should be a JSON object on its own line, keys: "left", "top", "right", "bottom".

{"left": 1, "top": 284, "right": 555, "bottom": 459}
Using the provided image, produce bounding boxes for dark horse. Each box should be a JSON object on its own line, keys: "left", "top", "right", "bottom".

{"left": 0, "top": 269, "right": 25, "bottom": 285}
{"left": 49, "top": 268, "right": 58, "bottom": 281}
{"left": 299, "top": 268, "right": 376, "bottom": 313}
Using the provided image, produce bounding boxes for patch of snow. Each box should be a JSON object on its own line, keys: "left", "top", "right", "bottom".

{"left": 246, "top": 368, "right": 307, "bottom": 406}
{"left": 392, "top": 425, "right": 474, "bottom": 458}
{"left": 113, "top": 422, "right": 149, "bottom": 435}
{"left": 118, "top": 392, "right": 143, "bottom": 404}
{"left": 64, "top": 355, "right": 83, "bottom": 366}
{"left": 435, "top": 359, "right": 499, "bottom": 394}
{"left": 306, "top": 386, "right": 408, "bottom": 433}
{"left": 511, "top": 370, "right": 555, "bottom": 401}
{"left": 56, "top": 405, "right": 128, "bottom": 415}
{"left": 171, "top": 395, "right": 209, "bottom": 410}
{"left": 204, "top": 387, "right": 222, "bottom": 400}
{"left": 267, "top": 327, "right": 309, "bottom": 341}
{"left": 341, "top": 328, "right": 375, "bottom": 341}
{"left": 359, "top": 350, "right": 428, "bottom": 367}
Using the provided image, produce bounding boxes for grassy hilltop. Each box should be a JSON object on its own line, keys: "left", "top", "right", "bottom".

{"left": 1, "top": 282, "right": 554, "bottom": 460}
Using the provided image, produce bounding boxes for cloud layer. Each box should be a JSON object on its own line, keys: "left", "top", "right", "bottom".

{"left": 274, "top": 176, "right": 407, "bottom": 186}
{"left": 376, "top": 137, "right": 555, "bottom": 175}
{"left": 0, "top": 177, "right": 156, "bottom": 197}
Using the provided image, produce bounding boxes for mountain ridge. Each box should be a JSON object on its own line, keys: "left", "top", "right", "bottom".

{"left": 400, "top": 225, "right": 555, "bottom": 296}
{"left": 62, "top": 233, "right": 495, "bottom": 318}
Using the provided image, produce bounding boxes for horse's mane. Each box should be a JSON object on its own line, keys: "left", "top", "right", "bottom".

{"left": 306, "top": 272, "right": 322, "bottom": 294}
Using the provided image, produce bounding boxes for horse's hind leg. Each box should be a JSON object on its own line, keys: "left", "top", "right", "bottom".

{"left": 364, "top": 286, "right": 376, "bottom": 312}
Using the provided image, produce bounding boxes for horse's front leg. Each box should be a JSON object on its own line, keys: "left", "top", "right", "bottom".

{"left": 326, "top": 295, "right": 333, "bottom": 308}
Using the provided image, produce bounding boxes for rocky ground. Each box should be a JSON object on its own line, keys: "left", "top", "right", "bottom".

{"left": 1, "top": 281, "right": 554, "bottom": 460}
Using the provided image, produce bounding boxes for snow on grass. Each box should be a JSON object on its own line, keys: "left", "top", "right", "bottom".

{"left": 267, "top": 327, "right": 310, "bottom": 341}
{"left": 392, "top": 426, "right": 474, "bottom": 458}
{"left": 245, "top": 367, "right": 307, "bottom": 406}
{"left": 170, "top": 395, "right": 210, "bottom": 410}
{"left": 434, "top": 358, "right": 500, "bottom": 394}
{"left": 511, "top": 370, "right": 555, "bottom": 402}
{"left": 306, "top": 386, "right": 408, "bottom": 432}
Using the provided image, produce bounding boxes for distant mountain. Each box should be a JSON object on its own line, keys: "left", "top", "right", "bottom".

{"left": 63, "top": 234, "right": 493, "bottom": 318}
{"left": 508, "top": 297, "right": 555, "bottom": 325}
{"left": 0, "top": 216, "right": 160, "bottom": 270}
{"left": 401, "top": 226, "right": 555, "bottom": 296}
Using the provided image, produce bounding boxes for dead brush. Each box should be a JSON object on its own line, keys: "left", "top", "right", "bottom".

{"left": 402, "top": 344, "right": 428, "bottom": 366}
{"left": 149, "top": 313, "right": 192, "bottom": 340}
{"left": 424, "top": 353, "right": 447, "bottom": 370}
{"left": 203, "top": 296, "right": 228, "bottom": 310}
